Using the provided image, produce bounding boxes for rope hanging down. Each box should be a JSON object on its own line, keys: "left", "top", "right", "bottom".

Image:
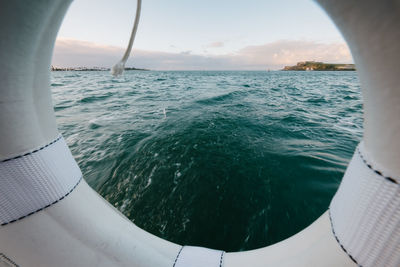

{"left": 111, "top": 0, "right": 142, "bottom": 76}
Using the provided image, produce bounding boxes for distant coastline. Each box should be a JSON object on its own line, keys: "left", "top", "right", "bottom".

{"left": 282, "top": 61, "right": 355, "bottom": 71}
{"left": 51, "top": 66, "right": 149, "bottom": 71}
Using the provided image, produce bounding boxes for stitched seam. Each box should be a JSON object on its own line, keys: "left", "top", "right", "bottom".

{"left": 0, "top": 253, "right": 19, "bottom": 267}
{"left": 219, "top": 251, "right": 224, "bottom": 267}
{"left": 172, "top": 246, "right": 184, "bottom": 267}
{"left": 1, "top": 135, "right": 63, "bottom": 163}
{"left": 328, "top": 209, "right": 361, "bottom": 267}
{"left": 357, "top": 148, "right": 399, "bottom": 185}
{"left": 0, "top": 176, "right": 83, "bottom": 226}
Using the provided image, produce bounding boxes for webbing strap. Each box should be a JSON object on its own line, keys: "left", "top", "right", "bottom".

{"left": 174, "top": 246, "right": 224, "bottom": 267}
{"left": 330, "top": 141, "right": 400, "bottom": 267}
{"left": 0, "top": 135, "right": 82, "bottom": 226}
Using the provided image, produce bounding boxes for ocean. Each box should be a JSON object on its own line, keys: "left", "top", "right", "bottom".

{"left": 51, "top": 70, "right": 362, "bottom": 252}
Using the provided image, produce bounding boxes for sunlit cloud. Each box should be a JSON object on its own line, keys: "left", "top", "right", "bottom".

{"left": 235, "top": 40, "right": 352, "bottom": 68}
{"left": 52, "top": 38, "right": 353, "bottom": 70}
{"left": 206, "top": 41, "right": 225, "bottom": 48}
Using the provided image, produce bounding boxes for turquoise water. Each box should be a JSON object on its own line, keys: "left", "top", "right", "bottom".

{"left": 51, "top": 70, "right": 362, "bottom": 252}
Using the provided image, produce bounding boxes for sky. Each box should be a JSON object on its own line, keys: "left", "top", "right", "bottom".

{"left": 53, "top": 0, "right": 353, "bottom": 70}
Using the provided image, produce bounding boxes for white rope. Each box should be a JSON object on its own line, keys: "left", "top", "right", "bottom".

{"left": 111, "top": 0, "right": 142, "bottom": 76}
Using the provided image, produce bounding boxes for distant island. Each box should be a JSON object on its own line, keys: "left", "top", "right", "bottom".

{"left": 282, "top": 61, "right": 355, "bottom": 71}
{"left": 51, "top": 66, "right": 149, "bottom": 71}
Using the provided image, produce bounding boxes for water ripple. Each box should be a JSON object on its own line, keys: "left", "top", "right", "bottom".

{"left": 52, "top": 70, "right": 362, "bottom": 251}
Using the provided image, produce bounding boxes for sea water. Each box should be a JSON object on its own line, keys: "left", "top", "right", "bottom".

{"left": 51, "top": 70, "right": 362, "bottom": 251}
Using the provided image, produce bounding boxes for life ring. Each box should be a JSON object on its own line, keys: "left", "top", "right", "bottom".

{"left": 0, "top": 0, "right": 399, "bottom": 266}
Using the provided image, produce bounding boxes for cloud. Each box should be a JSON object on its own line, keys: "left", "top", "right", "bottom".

{"left": 180, "top": 50, "right": 192, "bottom": 55}
{"left": 206, "top": 41, "right": 225, "bottom": 48}
{"left": 52, "top": 38, "right": 353, "bottom": 70}
{"left": 52, "top": 39, "right": 123, "bottom": 67}
{"left": 235, "top": 40, "right": 352, "bottom": 68}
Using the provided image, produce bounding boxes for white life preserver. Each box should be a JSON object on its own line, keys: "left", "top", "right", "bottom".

{"left": 0, "top": 0, "right": 399, "bottom": 266}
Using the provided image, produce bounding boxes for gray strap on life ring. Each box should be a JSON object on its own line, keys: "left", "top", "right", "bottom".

{"left": 0, "top": 135, "right": 82, "bottom": 226}
{"left": 174, "top": 246, "right": 225, "bottom": 267}
{"left": 330, "top": 141, "right": 400, "bottom": 267}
